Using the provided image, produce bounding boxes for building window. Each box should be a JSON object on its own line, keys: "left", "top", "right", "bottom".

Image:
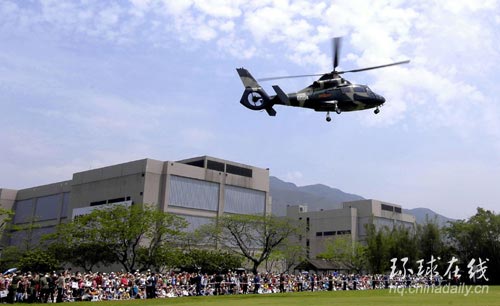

{"left": 226, "top": 164, "right": 252, "bottom": 178}
{"left": 394, "top": 207, "right": 402, "bottom": 213}
{"left": 185, "top": 160, "right": 205, "bottom": 168}
{"left": 316, "top": 232, "right": 323, "bottom": 237}
{"left": 90, "top": 200, "right": 107, "bottom": 206}
{"left": 207, "top": 160, "right": 225, "bottom": 172}
{"left": 34, "top": 194, "right": 62, "bottom": 221}
{"left": 224, "top": 185, "right": 265, "bottom": 214}
{"left": 108, "top": 197, "right": 126, "bottom": 204}
{"left": 323, "top": 231, "right": 335, "bottom": 236}
{"left": 13, "top": 199, "right": 35, "bottom": 224}
{"left": 381, "top": 204, "right": 394, "bottom": 212}
{"left": 169, "top": 175, "right": 219, "bottom": 211}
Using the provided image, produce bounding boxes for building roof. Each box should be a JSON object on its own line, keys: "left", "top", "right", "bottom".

{"left": 295, "top": 258, "right": 348, "bottom": 272}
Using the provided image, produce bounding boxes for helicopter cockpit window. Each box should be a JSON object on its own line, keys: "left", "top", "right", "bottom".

{"left": 341, "top": 87, "right": 352, "bottom": 93}
{"left": 365, "top": 87, "right": 376, "bottom": 97}
{"left": 353, "top": 86, "right": 366, "bottom": 93}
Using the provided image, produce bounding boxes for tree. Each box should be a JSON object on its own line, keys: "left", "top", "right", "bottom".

{"left": 0, "top": 246, "right": 23, "bottom": 272}
{"left": 201, "top": 214, "right": 302, "bottom": 274}
{"left": 181, "top": 249, "right": 244, "bottom": 274}
{"left": 317, "top": 236, "right": 367, "bottom": 273}
{"left": 136, "top": 245, "right": 186, "bottom": 272}
{"left": 17, "top": 249, "right": 60, "bottom": 273}
{"left": 8, "top": 217, "right": 41, "bottom": 251}
{"left": 387, "top": 225, "right": 418, "bottom": 269}
{"left": 46, "top": 204, "right": 187, "bottom": 272}
{"left": 48, "top": 241, "right": 115, "bottom": 272}
{"left": 417, "top": 217, "right": 446, "bottom": 261}
{"left": 0, "top": 207, "right": 13, "bottom": 238}
{"left": 364, "top": 224, "right": 391, "bottom": 273}
{"left": 446, "top": 208, "right": 500, "bottom": 284}
{"left": 265, "top": 244, "right": 307, "bottom": 274}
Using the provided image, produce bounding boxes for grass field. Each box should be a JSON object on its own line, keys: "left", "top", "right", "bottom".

{"left": 79, "top": 286, "right": 500, "bottom": 306}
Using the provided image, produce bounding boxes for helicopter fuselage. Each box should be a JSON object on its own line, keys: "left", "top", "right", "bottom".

{"left": 236, "top": 67, "right": 394, "bottom": 121}
{"left": 237, "top": 36, "right": 409, "bottom": 121}
{"left": 271, "top": 83, "right": 386, "bottom": 113}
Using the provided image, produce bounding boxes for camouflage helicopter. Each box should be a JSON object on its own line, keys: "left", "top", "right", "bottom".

{"left": 236, "top": 37, "right": 409, "bottom": 122}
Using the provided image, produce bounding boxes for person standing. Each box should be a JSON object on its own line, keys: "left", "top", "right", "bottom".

{"left": 145, "top": 272, "right": 156, "bottom": 299}
{"left": 39, "top": 274, "right": 50, "bottom": 303}
{"left": 241, "top": 273, "right": 248, "bottom": 294}
{"left": 279, "top": 273, "right": 285, "bottom": 293}
{"left": 253, "top": 274, "right": 260, "bottom": 294}
{"left": 56, "top": 273, "right": 65, "bottom": 303}
{"left": 7, "top": 273, "right": 20, "bottom": 304}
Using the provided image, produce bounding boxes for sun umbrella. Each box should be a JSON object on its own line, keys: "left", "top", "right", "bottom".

{"left": 3, "top": 268, "right": 17, "bottom": 274}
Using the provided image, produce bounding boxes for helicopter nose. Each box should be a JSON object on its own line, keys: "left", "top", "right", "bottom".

{"left": 379, "top": 95, "right": 385, "bottom": 103}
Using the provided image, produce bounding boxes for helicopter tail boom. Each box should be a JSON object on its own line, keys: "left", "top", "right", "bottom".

{"left": 237, "top": 68, "right": 279, "bottom": 116}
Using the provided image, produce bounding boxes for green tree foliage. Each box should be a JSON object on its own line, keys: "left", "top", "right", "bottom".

{"left": 364, "top": 224, "right": 419, "bottom": 274}
{"left": 265, "top": 244, "right": 307, "bottom": 274}
{"left": 317, "top": 235, "right": 367, "bottom": 273}
{"left": 364, "top": 224, "right": 391, "bottom": 273}
{"left": 0, "top": 246, "right": 23, "bottom": 272}
{"left": 181, "top": 249, "right": 244, "bottom": 274}
{"left": 200, "top": 214, "right": 302, "bottom": 274}
{"left": 48, "top": 241, "right": 115, "bottom": 272}
{"left": 446, "top": 208, "right": 500, "bottom": 284}
{"left": 417, "top": 218, "right": 446, "bottom": 261}
{"left": 17, "top": 249, "right": 60, "bottom": 273}
{"left": 0, "top": 207, "right": 14, "bottom": 237}
{"left": 47, "top": 204, "right": 187, "bottom": 272}
{"left": 8, "top": 217, "right": 41, "bottom": 251}
{"left": 136, "top": 246, "right": 186, "bottom": 272}
{"left": 388, "top": 225, "right": 419, "bottom": 268}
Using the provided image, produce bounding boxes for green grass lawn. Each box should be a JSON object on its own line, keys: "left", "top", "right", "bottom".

{"left": 80, "top": 286, "right": 500, "bottom": 306}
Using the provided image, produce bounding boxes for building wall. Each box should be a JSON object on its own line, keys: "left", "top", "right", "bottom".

{"left": 287, "top": 199, "right": 416, "bottom": 259}
{"left": 1, "top": 156, "right": 271, "bottom": 249}
{"left": 4, "top": 181, "right": 72, "bottom": 249}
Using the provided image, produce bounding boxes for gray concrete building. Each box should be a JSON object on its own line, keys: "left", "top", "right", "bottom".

{"left": 286, "top": 199, "right": 416, "bottom": 259}
{"left": 0, "top": 156, "right": 271, "bottom": 249}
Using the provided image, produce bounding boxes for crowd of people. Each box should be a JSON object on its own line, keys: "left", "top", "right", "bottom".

{"left": 0, "top": 269, "right": 456, "bottom": 303}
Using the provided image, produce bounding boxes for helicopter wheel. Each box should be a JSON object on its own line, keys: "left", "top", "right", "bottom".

{"left": 326, "top": 112, "right": 332, "bottom": 122}
{"left": 374, "top": 108, "right": 380, "bottom": 114}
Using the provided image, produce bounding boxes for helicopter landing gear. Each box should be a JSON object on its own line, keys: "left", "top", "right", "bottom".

{"left": 374, "top": 107, "right": 380, "bottom": 114}
{"left": 334, "top": 101, "right": 341, "bottom": 114}
{"left": 326, "top": 111, "right": 332, "bottom": 122}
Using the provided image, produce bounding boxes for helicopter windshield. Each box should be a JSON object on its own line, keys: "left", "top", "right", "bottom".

{"left": 353, "top": 86, "right": 367, "bottom": 93}
{"left": 354, "top": 85, "right": 377, "bottom": 98}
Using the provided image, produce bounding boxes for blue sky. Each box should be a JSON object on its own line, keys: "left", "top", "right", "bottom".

{"left": 1, "top": 0, "right": 499, "bottom": 219}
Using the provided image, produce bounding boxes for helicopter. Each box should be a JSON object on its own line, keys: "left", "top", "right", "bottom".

{"left": 236, "top": 37, "right": 410, "bottom": 122}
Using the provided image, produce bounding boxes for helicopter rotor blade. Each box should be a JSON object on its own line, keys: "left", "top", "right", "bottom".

{"left": 332, "top": 37, "right": 341, "bottom": 71}
{"left": 337, "top": 60, "right": 410, "bottom": 74}
{"left": 258, "top": 73, "right": 325, "bottom": 82}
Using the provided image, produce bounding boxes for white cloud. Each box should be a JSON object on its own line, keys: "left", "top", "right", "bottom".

{"left": 2, "top": 0, "right": 500, "bottom": 205}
